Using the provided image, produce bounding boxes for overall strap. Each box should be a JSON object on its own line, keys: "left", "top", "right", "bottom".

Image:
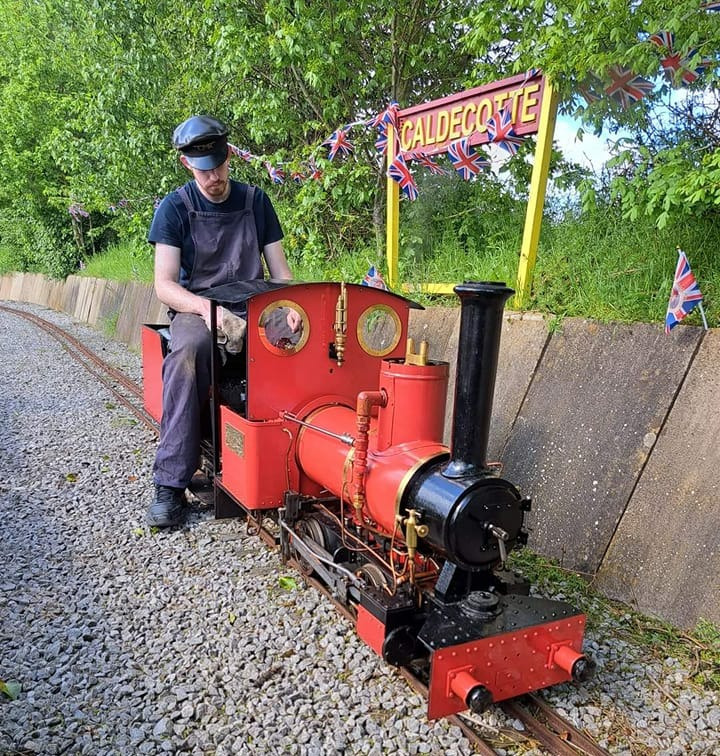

{"left": 244, "top": 185, "right": 255, "bottom": 212}
{"left": 177, "top": 185, "right": 195, "bottom": 213}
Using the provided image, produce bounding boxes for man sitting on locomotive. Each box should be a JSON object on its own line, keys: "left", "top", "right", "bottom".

{"left": 146, "top": 114, "right": 299, "bottom": 527}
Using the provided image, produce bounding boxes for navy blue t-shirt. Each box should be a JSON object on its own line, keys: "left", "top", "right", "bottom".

{"left": 148, "top": 180, "right": 284, "bottom": 287}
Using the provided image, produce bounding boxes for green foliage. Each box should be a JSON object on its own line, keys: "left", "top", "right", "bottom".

{"left": 78, "top": 240, "right": 154, "bottom": 283}
{"left": 0, "top": 679, "right": 21, "bottom": 700}
{"left": 0, "top": 0, "right": 718, "bottom": 307}
{"left": 397, "top": 171, "right": 525, "bottom": 288}
{"left": 0, "top": 204, "right": 79, "bottom": 278}
{"left": 462, "top": 0, "right": 720, "bottom": 227}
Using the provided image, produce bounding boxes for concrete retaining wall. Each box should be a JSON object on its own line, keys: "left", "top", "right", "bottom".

{"left": 2, "top": 273, "right": 717, "bottom": 631}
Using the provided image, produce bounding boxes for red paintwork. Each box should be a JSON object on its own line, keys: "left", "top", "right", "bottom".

{"left": 219, "top": 406, "right": 296, "bottom": 510}
{"left": 294, "top": 402, "right": 447, "bottom": 535}
{"left": 356, "top": 604, "right": 386, "bottom": 657}
{"left": 427, "top": 614, "right": 587, "bottom": 719}
{"left": 244, "top": 284, "right": 412, "bottom": 421}
{"left": 375, "top": 360, "right": 448, "bottom": 451}
{"left": 141, "top": 325, "right": 164, "bottom": 423}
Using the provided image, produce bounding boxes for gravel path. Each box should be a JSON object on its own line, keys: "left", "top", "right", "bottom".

{"left": 1, "top": 303, "right": 718, "bottom": 756}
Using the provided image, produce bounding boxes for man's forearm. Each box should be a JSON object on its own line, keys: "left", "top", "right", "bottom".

{"left": 155, "top": 280, "right": 210, "bottom": 319}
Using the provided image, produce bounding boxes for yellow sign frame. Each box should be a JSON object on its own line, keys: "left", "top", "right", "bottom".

{"left": 385, "top": 74, "right": 558, "bottom": 307}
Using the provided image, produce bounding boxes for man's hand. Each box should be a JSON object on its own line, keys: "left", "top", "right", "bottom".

{"left": 286, "top": 308, "right": 302, "bottom": 332}
{"left": 217, "top": 309, "right": 247, "bottom": 354}
{"left": 201, "top": 302, "right": 221, "bottom": 332}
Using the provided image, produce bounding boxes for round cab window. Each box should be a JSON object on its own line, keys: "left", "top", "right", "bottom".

{"left": 258, "top": 301, "right": 309, "bottom": 355}
{"left": 357, "top": 305, "right": 401, "bottom": 357}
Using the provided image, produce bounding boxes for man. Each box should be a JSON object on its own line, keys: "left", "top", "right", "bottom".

{"left": 146, "top": 114, "right": 295, "bottom": 527}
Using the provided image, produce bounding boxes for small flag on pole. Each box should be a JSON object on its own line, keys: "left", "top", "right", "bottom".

{"left": 665, "top": 249, "right": 706, "bottom": 333}
{"left": 362, "top": 265, "right": 388, "bottom": 290}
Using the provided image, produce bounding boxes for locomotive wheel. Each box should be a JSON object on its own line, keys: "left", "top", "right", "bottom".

{"left": 356, "top": 562, "right": 390, "bottom": 589}
{"left": 293, "top": 516, "right": 326, "bottom": 576}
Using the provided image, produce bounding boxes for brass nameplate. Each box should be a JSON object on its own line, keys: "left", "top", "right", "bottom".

{"left": 225, "top": 425, "right": 245, "bottom": 457}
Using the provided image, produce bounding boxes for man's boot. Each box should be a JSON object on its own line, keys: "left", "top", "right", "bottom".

{"left": 147, "top": 484, "right": 185, "bottom": 527}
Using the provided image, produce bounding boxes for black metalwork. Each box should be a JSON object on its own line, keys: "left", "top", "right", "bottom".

{"left": 443, "top": 281, "right": 514, "bottom": 479}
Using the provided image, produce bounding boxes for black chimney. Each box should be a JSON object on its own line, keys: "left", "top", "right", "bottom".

{"left": 442, "top": 281, "right": 513, "bottom": 479}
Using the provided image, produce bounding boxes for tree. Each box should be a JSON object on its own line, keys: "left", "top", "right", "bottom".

{"left": 462, "top": 0, "right": 720, "bottom": 226}
{"left": 2, "top": 0, "right": 716, "bottom": 277}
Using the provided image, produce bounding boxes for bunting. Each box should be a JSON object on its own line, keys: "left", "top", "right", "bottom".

{"left": 94, "top": 23, "right": 717, "bottom": 218}
{"left": 265, "top": 162, "right": 285, "bottom": 185}
{"left": 486, "top": 106, "right": 525, "bottom": 156}
{"left": 387, "top": 154, "right": 419, "bottom": 200}
{"left": 375, "top": 126, "right": 389, "bottom": 155}
{"left": 410, "top": 153, "right": 449, "bottom": 176}
{"left": 322, "top": 126, "right": 355, "bottom": 160}
{"left": 229, "top": 144, "right": 253, "bottom": 161}
{"left": 649, "top": 32, "right": 702, "bottom": 86}
{"left": 68, "top": 202, "right": 89, "bottom": 219}
{"left": 447, "top": 138, "right": 489, "bottom": 180}
{"left": 371, "top": 101, "right": 399, "bottom": 129}
{"left": 604, "top": 65, "right": 655, "bottom": 108}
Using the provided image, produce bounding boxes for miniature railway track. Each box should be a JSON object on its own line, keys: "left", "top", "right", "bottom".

{"left": 3, "top": 305, "right": 610, "bottom": 756}
{"left": 299, "top": 568, "right": 610, "bottom": 755}
{"left": 0, "top": 304, "right": 159, "bottom": 434}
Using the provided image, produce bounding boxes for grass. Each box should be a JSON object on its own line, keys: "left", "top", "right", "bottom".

{"left": 509, "top": 549, "right": 720, "bottom": 693}
{"left": 77, "top": 240, "right": 153, "bottom": 283}
{"left": 46, "top": 203, "right": 720, "bottom": 330}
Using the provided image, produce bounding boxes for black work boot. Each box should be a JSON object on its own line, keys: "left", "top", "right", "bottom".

{"left": 147, "top": 485, "right": 186, "bottom": 527}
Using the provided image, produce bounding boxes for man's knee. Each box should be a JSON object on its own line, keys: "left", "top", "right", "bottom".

{"left": 169, "top": 313, "right": 212, "bottom": 361}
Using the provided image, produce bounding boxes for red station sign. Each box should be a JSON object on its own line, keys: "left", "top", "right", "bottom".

{"left": 396, "top": 71, "right": 546, "bottom": 157}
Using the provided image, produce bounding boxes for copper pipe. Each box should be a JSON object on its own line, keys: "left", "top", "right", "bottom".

{"left": 351, "top": 390, "right": 387, "bottom": 515}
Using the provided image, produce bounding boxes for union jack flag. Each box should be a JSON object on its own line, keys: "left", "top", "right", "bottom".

{"left": 371, "top": 101, "right": 399, "bottom": 129}
{"left": 229, "top": 144, "right": 253, "bottom": 161}
{"left": 447, "top": 138, "right": 489, "bottom": 180}
{"left": 308, "top": 161, "right": 323, "bottom": 181}
{"left": 375, "top": 125, "right": 389, "bottom": 155}
{"left": 265, "top": 162, "right": 285, "bottom": 184}
{"left": 290, "top": 171, "right": 306, "bottom": 184}
{"left": 605, "top": 65, "right": 655, "bottom": 108}
{"left": 486, "top": 106, "right": 524, "bottom": 156}
{"left": 649, "top": 32, "right": 701, "bottom": 86}
{"left": 323, "top": 126, "right": 354, "bottom": 160}
{"left": 362, "top": 265, "right": 388, "bottom": 290}
{"left": 387, "top": 154, "right": 418, "bottom": 200}
{"left": 701, "top": 1, "right": 720, "bottom": 10}
{"left": 578, "top": 74, "right": 604, "bottom": 105}
{"left": 410, "top": 152, "right": 449, "bottom": 175}
{"left": 665, "top": 249, "right": 704, "bottom": 334}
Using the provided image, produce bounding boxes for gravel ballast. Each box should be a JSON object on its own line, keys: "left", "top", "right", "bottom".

{"left": 1, "top": 303, "right": 718, "bottom": 756}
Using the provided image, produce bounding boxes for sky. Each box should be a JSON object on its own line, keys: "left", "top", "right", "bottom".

{"left": 553, "top": 116, "right": 620, "bottom": 173}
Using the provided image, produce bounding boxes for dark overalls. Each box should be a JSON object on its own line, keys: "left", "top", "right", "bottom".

{"left": 153, "top": 184, "right": 262, "bottom": 489}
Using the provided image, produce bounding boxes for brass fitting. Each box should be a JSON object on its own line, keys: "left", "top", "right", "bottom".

{"left": 333, "top": 282, "right": 347, "bottom": 366}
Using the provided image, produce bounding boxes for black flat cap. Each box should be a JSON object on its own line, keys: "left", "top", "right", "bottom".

{"left": 172, "top": 115, "right": 230, "bottom": 170}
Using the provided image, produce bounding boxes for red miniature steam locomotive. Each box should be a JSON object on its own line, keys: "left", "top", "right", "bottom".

{"left": 142, "top": 280, "right": 593, "bottom": 720}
